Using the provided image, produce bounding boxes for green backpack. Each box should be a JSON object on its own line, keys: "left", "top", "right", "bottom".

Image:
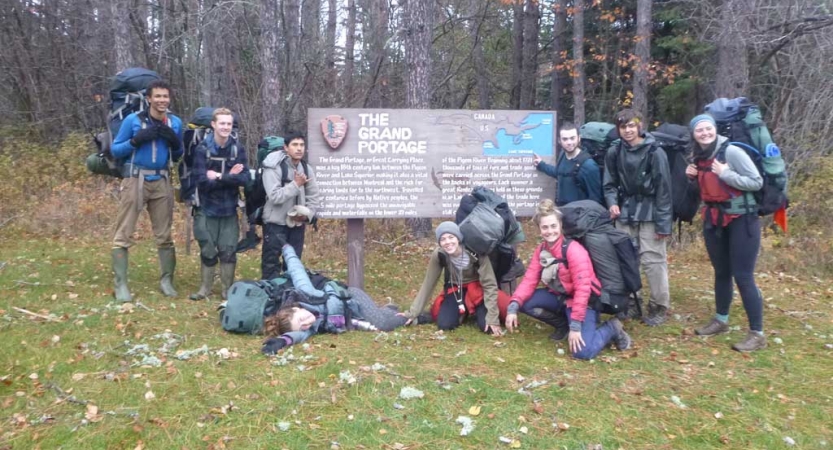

{"left": 257, "top": 136, "right": 285, "bottom": 168}
{"left": 220, "top": 277, "right": 292, "bottom": 334}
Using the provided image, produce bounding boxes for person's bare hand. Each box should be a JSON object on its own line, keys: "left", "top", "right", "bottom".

{"left": 505, "top": 313, "right": 519, "bottom": 333}
{"left": 685, "top": 164, "right": 697, "bottom": 179}
{"left": 229, "top": 164, "right": 244, "bottom": 175}
{"left": 486, "top": 324, "right": 504, "bottom": 336}
{"left": 294, "top": 171, "right": 308, "bottom": 186}
{"left": 609, "top": 205, "right": 621, "bottom": 220}
{"left": 532, "top": 153, "right": 542, "bottom": 167}
{"left": 207, "top": 170, "right": 221, "bottom": 181}
{"left": 396, "top": 312, "right": 413, "bottom": 326}
{"left": 711, "top": 160, "right": 728, "bottom": 176}
{"left": 568, "top": 330, "right": 585, "bottom": 354}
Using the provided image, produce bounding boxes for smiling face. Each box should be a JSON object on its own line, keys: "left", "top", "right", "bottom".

{"left": 147, "top": 87, "right": 170, "bottom": 118}
{"left": 538, "top": 214, "right": 562, "bottom": 244}
{"left": 211, "top": 114, "right": 234, "bottom": 141}
{"left": 439, "top": 233, "right": 461, "bottom": 256}
{"left": 559, "top": 128, "right": 580, "bottom": 154}
{"left": 692, "top": 121, "right": 717, "bottom": 148}
{"left": 288, "top": 307, "right": 316, "bottom": 331}
{"left": 617, "top": 120, "right": 641, "bottom": 145}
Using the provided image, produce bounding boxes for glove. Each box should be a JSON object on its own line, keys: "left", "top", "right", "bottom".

{"left": 130, "top": 127, "right": 159, "bottom": 148}
{"left": 261, "top": 337, "right": 287, "bottom": 355}
{"left": 158, "top": 125, "right": 181, "bottom": 151}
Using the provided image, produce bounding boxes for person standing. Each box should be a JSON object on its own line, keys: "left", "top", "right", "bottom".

{"left": 189, "top": 108, "right": 250, "bottom": 300}
{"left": 685, "top": 114, "right": 766, "bottom": 351}
{"left": 533, "top": 122, "right": 604, "bottom": 206}
{"left": 110, "top": 80, "right": 183, "bottom": 302}
{"left": 603, "top": 109, "right": 672, "bottom": 326}
{"left": 260, "top": 132, "right": 321, "bottom": 279}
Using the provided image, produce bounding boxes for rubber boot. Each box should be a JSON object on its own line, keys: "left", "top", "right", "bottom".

{"left": 219, "top": 262, "right": 236, "bottom": 300}
{"left": 112, "top": 247, "right": 132, "bottom": 302}
{"left": 158, "top": 247, "right": 178, "bottom": 297}
{"left": 189, "top": 264, "right": 215, "bottom": 301}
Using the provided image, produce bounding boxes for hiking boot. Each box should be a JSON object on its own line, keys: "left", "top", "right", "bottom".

{"left": 236, "top": 228, "right": 261, "bottom": 253}
{"left": 111, "top": 247, "right": 132, "bottom": 303}
{"left": 549, "top": 327, "right": 569, "bottom": 341}
{"left": 415, "top": 312, "right": 434, "bottom": 325}
{"left": 642, "top": 303, "right": 668, "bottom": 327}
{"left": 157, "top": 247, "right": 178, "bottom": 297}
{"left": 608, "top": 317, "right": 632, "bottom": 351}
{"left": 189, "top": 264, "right": 215, "bottom": 301}
{"left": 732, "top": 331, "right": 767, "bottom": 352}
{"left": 219, "top": 262, "right": 236, "bottom": 300}
{"left": 695, "top": 318, "right": 730, "bottom": 336}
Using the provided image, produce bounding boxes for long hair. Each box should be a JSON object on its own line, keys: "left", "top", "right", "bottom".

{"left": 263, "top": 302, "right": 300, "bottom": 338}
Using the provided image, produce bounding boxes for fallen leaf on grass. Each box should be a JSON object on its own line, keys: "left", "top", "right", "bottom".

{"left": 516, "top": 374, "right": 526, "bottom": 383}
{"left": 85, "top": 404, "right": 103, "bottom": 422}
{"left": 532, "top": 403, "right": 544, "bottom": 414}
{"left": 468, "top": 405, "right": 481, "bottom": 416}
{"left": 71, "top": 373, "right": 85, "bottom": 381}
{"left": 144, "top": 391, "right": 155, "bottom": 401}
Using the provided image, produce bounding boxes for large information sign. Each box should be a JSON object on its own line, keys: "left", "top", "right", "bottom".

{"left": 307, "top": 108, "right": 557, "bottom": 218}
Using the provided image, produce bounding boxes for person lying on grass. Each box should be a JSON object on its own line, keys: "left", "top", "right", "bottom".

{"left": 505, "top": 199, "right": 632, "bottom": 360}
{"left": 261, "top": 244, "right": 407, "bottom": 355}
{"left": 399, "top": 222, "right": 509, "bottom": 336}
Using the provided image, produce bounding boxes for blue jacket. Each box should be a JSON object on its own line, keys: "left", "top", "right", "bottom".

{"left": 193, "top": 134, "right": 250, "bottom": 217}
{"left": 537, "top": 152, "right": 604, "bottom": 206}
{"left": 111, "top": 112, "right": 184, "bottom": 181}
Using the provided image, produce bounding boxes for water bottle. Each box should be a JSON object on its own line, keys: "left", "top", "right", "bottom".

{"left": 765, "top": 143, "right": 781, "bottom": 158}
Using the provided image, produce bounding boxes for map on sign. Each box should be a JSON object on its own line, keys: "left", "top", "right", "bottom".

{"left": 430, "top": 112, "right": 554, "bottom": 157}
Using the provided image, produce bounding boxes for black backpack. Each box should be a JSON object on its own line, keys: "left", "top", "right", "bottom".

{"left": 579, "top": 122, "right": 619, "bottom": 178}
{"left": 87, "top": 67, "right": 162, "bottom": 178}
{"left": 559, "top": 200, "right": 643, "bottom": 316}
{"left": 454, "top": 186, "right": 526, "bottom": 290}
{"left": 651, "top": 123, "right": 701, "bottom": 235}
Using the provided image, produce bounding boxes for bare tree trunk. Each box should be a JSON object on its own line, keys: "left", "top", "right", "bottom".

{"left": 550, "top": 0, "right": 567, "bottom": 113}
{"left": 510, "top": 0, "right": 524, "bottom": 109}
{"left": 363, "top": 0, "right": 390, "bottom": 108}
{"left": 261, "top": 0, "right": 283, "bottom": 134}
{"left": 571, "top": 0, "right": 586, "bottom": 125}
{"left": 633, "top": 0, "right": 652, "bottom": 120}
{"left": 111, "top": 0, "right": 135, "bottom": 71}
{"left": 300, "top": 0, "right": 321, "bottom": 112}
{"left": 520, "top": 0, "right": 540, "bottom": 109}
{"left": 343, "top": 0, "right": 357, "bottom": 106}
{"left": 283, "top": 0, "right": 302, "bottom": 129}
{"left": 469, "top": 0, "right": 491, "bottom": 109}
{"left": 324, "top": 0, "right": 337, "bottom": 106}
{"left": 715, "top": 0, "right": 750, "bottom": 97}
{"left": 404, "top": 0, "right": 435, "bottom": 238}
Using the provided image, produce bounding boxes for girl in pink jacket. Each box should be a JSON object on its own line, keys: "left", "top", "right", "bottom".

{"left": 505, "top": 199, "right": 632, "bottom": 359}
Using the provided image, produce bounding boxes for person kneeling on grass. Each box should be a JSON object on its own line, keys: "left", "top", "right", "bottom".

{"left": 261, "top": 243, "right": 407, "bottom": 355}
{"left": 399, "top": 222, "right": 509, "bottom": 336}
{"left": 505, "top": 199, "right": 632, "bottom": 360}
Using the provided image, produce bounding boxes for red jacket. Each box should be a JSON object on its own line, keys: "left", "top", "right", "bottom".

{"left": 511, "top": 237, "right": 601, "bottom": 323}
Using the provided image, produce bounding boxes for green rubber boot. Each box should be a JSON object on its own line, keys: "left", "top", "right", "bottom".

{"left": 112, "top": 247, "right": 132, "bottom": 302}
{"left": 158, "top": 247, "right": 178, "bottom": 297}
{"left": 219, "top": 262, "right": 236, "bottom": 300}
{"left": 189, "top": 264, "right": 215, "bottom": 301}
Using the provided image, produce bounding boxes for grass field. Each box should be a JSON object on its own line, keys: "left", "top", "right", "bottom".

{"left": 1, "top": 219, "right": 831, "bottom": 450}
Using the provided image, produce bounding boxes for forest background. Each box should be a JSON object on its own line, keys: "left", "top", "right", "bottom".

{"left": 1, "top": 1, "right": 833, "bottom": 448}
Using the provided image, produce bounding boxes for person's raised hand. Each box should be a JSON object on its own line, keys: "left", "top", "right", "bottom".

{"left": 294, "top": 171, "right": 308, "bottom": 187}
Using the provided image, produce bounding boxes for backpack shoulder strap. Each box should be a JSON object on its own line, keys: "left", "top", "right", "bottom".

{"left": 559, "top": 238, "right": 571, "bottom": 269}
{"left": 570, "top": 152, "right": 592, "bottom": 178}
{"left": 437, "top": 251, "right": 450, "bottom": 288}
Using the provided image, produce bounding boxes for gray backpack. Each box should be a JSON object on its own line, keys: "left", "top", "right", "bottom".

{"left": 219, "top": 277, "right": 291, "bottom": 334}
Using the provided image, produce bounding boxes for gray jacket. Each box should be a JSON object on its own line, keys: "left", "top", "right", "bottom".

{"left": 261, "top": 151, "right": 321, "bottom": 225}
{"left": 711, "top": 135, "right": 763, "bottom": 192}
{"left": 603, "top": 133, "right": 673, "bottom": 234}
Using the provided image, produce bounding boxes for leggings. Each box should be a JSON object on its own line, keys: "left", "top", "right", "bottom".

{"left": 703, "top": 214, "right": 763, "bottom": 331}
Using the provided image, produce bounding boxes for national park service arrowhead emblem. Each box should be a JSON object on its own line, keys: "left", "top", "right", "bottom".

{"left": 320, "top": 115, "right": 348, "bottom": 150}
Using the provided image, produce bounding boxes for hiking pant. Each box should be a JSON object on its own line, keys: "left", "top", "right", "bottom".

{"left": 703, "top": 214, "right": 763, "bottom": 332}
{"left": 261, "top": 223, "right": 306, "bottom": 280}
{"left": 113, "top": 177, "right": 174, "bottom": 249}
{"left": 193, "top": 209, "right": 238, "bottom": 266}
{"left": 616, "top": 221, "right": 670, "bottom": 309}
{"left": 348, "top": 287, "right": 408, "bottom": 331}
{"left": 519, "top": 288, "right": 617, "bottom": 360}
{"left": 436, "top": 289, "right": 489, "bottom": 332}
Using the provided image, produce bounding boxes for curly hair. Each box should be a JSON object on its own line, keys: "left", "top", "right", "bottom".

{"left": 532, "top": 198, "right": 562, "bottom": 225}
{"left": 263, "top": 303, "right": 300, "bottom": 338}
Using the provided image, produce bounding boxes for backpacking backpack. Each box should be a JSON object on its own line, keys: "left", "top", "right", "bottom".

{"left": 559, "top": 200, "right": 643, "bottom": 316}
{"left": 651, "top": 123, "right": 701, "bottom": 234}
{"left": 704, "top": 97, "right": 789, "bottom": 216}
{"left": 579, "top": 122, "right": 618, "bottom": 173}
{"left": 178, "top": 107, "right": 241, "bottom": 204}
{"left": 87, "top": 67, "right": 162, "bottom": 178}
{"left": 220, "top": 276, "right": 293, "bottom": 334}
{"left": 454, "top": 186, "right": 526, "bottom": 289}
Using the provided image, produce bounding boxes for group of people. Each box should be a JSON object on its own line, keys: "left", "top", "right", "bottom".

{"left": 108, "top": 81, "right": 320, "bottom": 305}
{"left": 108, "top": 82, "right": 768, "bottom": 359}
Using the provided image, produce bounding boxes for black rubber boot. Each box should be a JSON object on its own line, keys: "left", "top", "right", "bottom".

{"left": 236, "top": 228, "right": 261, "bottom": 253}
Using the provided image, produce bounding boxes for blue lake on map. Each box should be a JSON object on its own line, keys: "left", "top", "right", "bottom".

{"left": 482, "top": 113, "right": 554, "bottom": 157}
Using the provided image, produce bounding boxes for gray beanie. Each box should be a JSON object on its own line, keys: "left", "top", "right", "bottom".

{"left": 435, "top": 221, "right": 463, "bottom": 244}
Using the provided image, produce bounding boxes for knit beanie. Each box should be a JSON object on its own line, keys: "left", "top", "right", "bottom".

{"left": 435, "top": 221, "right": 463, "bottom": 244}
{"left": 689, "top": 114, "right": 716, "bottom": 132}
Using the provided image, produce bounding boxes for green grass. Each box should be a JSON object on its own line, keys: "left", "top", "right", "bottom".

{"left": 1, "top": 228, "right": 832, "bottom": 450}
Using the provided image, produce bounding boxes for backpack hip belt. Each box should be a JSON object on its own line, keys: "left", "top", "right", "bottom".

{"left": 123, "top": 164, "right": 170, "bottom": 213}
